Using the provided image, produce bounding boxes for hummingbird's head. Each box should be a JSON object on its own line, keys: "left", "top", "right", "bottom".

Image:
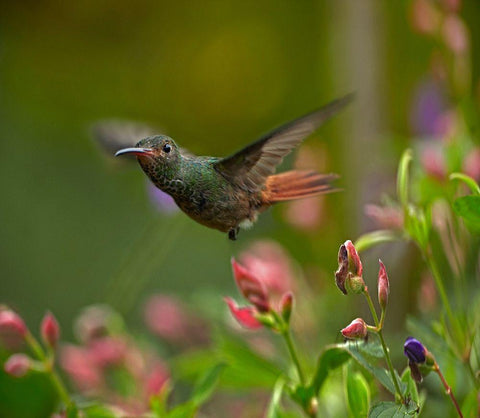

{"left": 115, "top": 135, "right": 181, "bottom": 182}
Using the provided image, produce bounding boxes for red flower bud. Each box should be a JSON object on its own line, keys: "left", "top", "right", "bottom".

{"left": 41, "top": 312, "right": 60, "bottom": 349}
{"left": 279, "top": 292, "right": 294, "bottom": 323}
{"left": 4, "top": 354, "right": 31, "bottom": 377}
{"left": 0, "top": 310, "right": 28, "bottom": 337}
{"left": 224, "top": 297, "right": 262, "bottom": 330}
{"left": 345, "top": 240, "right": 363, "bottom": 276}
{"left": 231, "top": 258, "right": 270, "bottom": 312}
{"left": 377, "top": 260, "right": 390, "bottom": 311}
{"left": 341, "top": 318, "right": 368, "bottom": 340}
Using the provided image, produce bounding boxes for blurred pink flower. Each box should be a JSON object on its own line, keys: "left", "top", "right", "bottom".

{"left": 61, "top": 345, "right": 103, "bottom": 391}
{"left": 442, "top": 14, "right": 469, "bottom": 54}
{"left": 364, "top": 204, "right": 404, "bottom": 230}
{"left": 144, "top": 362, "right": 170, "bottom": 399}
{"left": 41, "top": 312, "right": 60, "bottom": 349}
{"left": 0, "top": 309, "right": 28, "bottom": 350}
{"left": 463, "top": 147, "right": 480, "bottom": 182}
{"left": 409, "top": 0, "right": 441, "bottom": 35}
{"left": 4, "top": 353, "right": 31, "bottom": 378}
{"left": 239, "top": 240, "right": 295, "bottom": 298}
{"left": 74, "top": 305, "right": 120, "bottom": 344}
{"left": 421, "top": 146, "right": 446, "bottom": 179}
{"left": 144, "top": 295, "right": 209, "bottom": 346}
{"left": 89, "top": 336, "right": 128, "bottom": 368}
{"left": 285, "top": 197, "right": 323, "bottom": 231}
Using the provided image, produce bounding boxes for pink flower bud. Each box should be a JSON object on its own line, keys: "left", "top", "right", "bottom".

{"left": 463, "top": 147, "right": 480, "bottom": 182}
{"left": 377, "top": 260, "right": 390, "bottom": 311}
{"left": 279, "top": 292, "right": 293, "bottom": 323}
{"left": 442, "top": 14, "right": 469, "bottom": 54}
{"left": 0, "top": 310, "right": 28, "bottom": 337}
{"left": 41, "top": 312, "right": 60, "bottom": 349}
{"left": 224, "top": 298, "right": 262, "bottom": 330}
{"left": 231, "top": 258, "right": 270, "bottom": 312}
{"left": 341, "top": 318, "right": 368, "bottom": 340}
{"left": 345, "top": 240, "right": 363, "bottom": 276}
{"left": 4, "top": 354, "right": 31, "bottom": 377}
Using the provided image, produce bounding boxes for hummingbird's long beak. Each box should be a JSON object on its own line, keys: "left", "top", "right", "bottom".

{"left": 115, "top": 147, "right": 154, "bottom": 157}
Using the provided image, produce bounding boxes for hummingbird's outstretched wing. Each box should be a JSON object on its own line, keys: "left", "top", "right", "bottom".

{"left": 214, "top": 94, "right": 353, "bottom": 191}
{"left": 91, "top": 120, "right": 159, "bottom": 155}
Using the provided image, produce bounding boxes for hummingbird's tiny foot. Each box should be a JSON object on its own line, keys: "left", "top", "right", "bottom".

{"left": 228, "top": 227, "right": 239, "bottom": 241}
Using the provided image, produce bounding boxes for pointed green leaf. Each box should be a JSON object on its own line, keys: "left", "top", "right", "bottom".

{"left": 397, "top": 149, "right": 413, "bottom": 208}
{"left": 450, "top": 173, "right": 480, "bottom": 195}
{"left": 191, "top": 363, "right": 226, "bottom": 407}
{"left": 82, "top": 404, "right": 117, "bottom": 418}
{"left": 400, "top": 368, "right": 419, "bottom": 408}
{"left": 344, "top": 364, "right": 370, "bottom": 418}
{"left": 369, "top": 401, "right": 419, "bottom": 417}
{"left": 266, "top": 377, "right": 285, "bottom": 418}
{"left": 354, "top": 230, "right": 400, "bottom": 252}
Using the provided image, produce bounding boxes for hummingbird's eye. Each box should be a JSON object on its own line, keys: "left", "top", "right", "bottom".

{"left": 162, "top": 143, "right": 172, "bottom": 153}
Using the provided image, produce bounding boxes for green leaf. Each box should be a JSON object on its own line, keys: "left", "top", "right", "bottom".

{"left": 167, "top": 401, "right": 196, "bottom": 418}
{"left": 461, "top": 388, "right": 479, "bottom": 418}
{"left": 191, "top": 363, "right": 226, "bottom": 408}
{"left": 344, "top": 364, "right": 370, "bottom": 418}
{"left": 368, "top": 400, "right": 418, "bottom": 417}
{"left": 450, "top": 173, "right": 480, "bottom": 195}
{"left": 266, "top": 377, "right": 285, "bottom": 418}
{"left": 354, "top": 230, "right": 400, "bottom": 252}
{"left": 397, "top": 149, "right": 413, "bottom": 208}
{"left": 400, "top": 368, "right": 419, "bottom": 408}
{"left": 82, "top": 404, "right": 116, "bottom": 418}
{"left": 453, "top": 195, "right": 480, "bottom": 229}
{"left": 311, "top": 345, "right": 351, "bottom": 394}
{"left": 66, "top": 403, "right": 79, "bottom": 418}
{"left": 346, "top": 343, "right": 401, "bottom": 396}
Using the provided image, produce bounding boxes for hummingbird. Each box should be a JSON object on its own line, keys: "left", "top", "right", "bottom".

{"left": 104, "top": 95, "right": 352, "bottom": 240}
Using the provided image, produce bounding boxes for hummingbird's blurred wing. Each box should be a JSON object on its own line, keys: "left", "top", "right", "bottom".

{"left": 214, "top": 94, "right": 353, "bottom": 192}
{"left": 91, "top": 120, "right": 159, "bottom": 155}
{"left": 91, "top": 120, "right": 192, "bottom": 157}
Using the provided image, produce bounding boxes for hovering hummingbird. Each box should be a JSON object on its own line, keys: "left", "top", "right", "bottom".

{"left": 99, "top": 95, "right": 352, "bottom": 240}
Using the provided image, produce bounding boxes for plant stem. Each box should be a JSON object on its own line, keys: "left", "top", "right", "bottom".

{"left": 423, "top": 246, "right": 456, "bottom": 333}
{"left": 25, "top": 333, "right": 73, "bottom": 409}
{"left": 282, "top": 329, "right": 306, "bottom": 386}
{"left": 434, "top": 362, "right": 463, "bottom": 417}
{"left": 363, "top": 289, "right": 405, "bottom": 404}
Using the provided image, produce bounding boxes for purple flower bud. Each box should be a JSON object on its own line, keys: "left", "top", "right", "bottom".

{"left": 404, "top": 337, "right": 426, "bottom": 363}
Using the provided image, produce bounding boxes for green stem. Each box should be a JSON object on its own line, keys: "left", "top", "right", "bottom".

{"left": 363, "top": 290, "right": 405, "bottom": 404}
{"left": 25, "top": 333, "right": 73, "bottom": 409}
{"left": 423, "top": 246, "right": 456, "bottom": 333}
{"left": 282, "top": 328, "right": 306, "bottom": 386}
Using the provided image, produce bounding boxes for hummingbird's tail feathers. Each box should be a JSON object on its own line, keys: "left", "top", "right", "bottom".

{"left": 262, "top": 170, "right": 339, "bottom": 203}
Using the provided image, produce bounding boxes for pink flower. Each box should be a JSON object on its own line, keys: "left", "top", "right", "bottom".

{"left": 335, "top": 241, "right": 365, "bottom": 295}
{"left": 442, "top": 14, "right": 469, "bottom": 54}
{"left": 239, "top": 240, "right": 295, "bottom": 297}
{"left": 74, "top": 305, "right": 117, "bottom": 344}
{"left": 231, "top": 258, "right": 270, "bottom": 313}
{"left": 421, "top": 146, "right": 446, "bottom": 180}
{"left": 364, "top": 204, "right": 404, "bottom": 230}
{"left": 89, "top": 336, "right": 127, "bottom": 368}
{"left": 341, "top": 318, "right": 368, "bottom": 340}
{"left": 463, "top": 147, "right": 480, "bottom": 181}
{"left": 41, "top": 312, "right": 60, "bottom": 349}
{"left": 4, "top": 354, "right": 31, "bottom": 377}
{"left": 0, "top": 310, "right": 27, "bottom": 337}
{"left": 144, "top": 362, "right": 169, "bottom": 399}
{"left": 61, "top": 345, "right": 103, "bottom": 391}
{"left": 224, "top": 298, "right": 262, "bottom": 330}
{"left": 377, "top": 260, "right": 390, "bottom": 311}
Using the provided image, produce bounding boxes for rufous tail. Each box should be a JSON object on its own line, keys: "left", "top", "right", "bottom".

{"left": 262, "top": 170, "right": 339, "bottom": 203}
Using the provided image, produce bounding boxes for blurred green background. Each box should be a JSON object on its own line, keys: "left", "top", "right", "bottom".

{"left": 1, "top": 0, "right": 479, "bottom": 338}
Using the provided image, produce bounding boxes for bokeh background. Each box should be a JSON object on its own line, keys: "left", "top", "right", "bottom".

{"left": 1, "top": 1, "right": 480, "bottom": 416}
